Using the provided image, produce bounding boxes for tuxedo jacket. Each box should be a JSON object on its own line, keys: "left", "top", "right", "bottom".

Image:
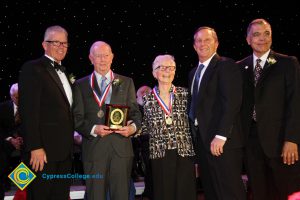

{"left": 73, "top": 72, "right": 142, "bottom": 161}
{"left": 18, "top": 56, "right": 74, "bottom": 162}
{"left": 188, "top": 54, "right": 243, "bottom": 151}
{"left": 237, "top": 50, "right": 300, "bottom": 157}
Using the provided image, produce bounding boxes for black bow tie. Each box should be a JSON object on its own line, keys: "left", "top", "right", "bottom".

{"left": 53, "top": 61, "right": 66, "bottom": 73}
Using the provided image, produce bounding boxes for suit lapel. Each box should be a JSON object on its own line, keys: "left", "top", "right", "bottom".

{"left": 92, "top": 73, "right": 102, "bottom": 96}
{"left": 256, "top": 51, "right": 277, "bottom": 87}
{"left": 43, "top": 57, "right": 70, "bottom": 106}
{"left": 242, "top": 56, "right": 254, "bottom": 85}
{"left": 197, "top": 54, "right": 219, "bottom": 102}
{"left": 8, "top": 101, "right": 15, "bottom": 124}
{"left": 110, "top": 73, "right": 119, "bottom": 104}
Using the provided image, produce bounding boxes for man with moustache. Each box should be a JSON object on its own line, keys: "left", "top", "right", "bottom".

{"left": 237, "top": 18, "right": 300, "bottom": 200}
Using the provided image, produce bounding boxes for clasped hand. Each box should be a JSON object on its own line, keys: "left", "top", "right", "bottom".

{"left": 94, "top": 121, "right": 135, "bottom": 138}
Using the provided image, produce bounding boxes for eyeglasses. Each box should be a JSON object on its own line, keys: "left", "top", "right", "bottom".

{"left": 46, "top": 40, "right": 70, "bottom": 48}
{"left": 154, "top": 65, "right": 176, "bottom": 71}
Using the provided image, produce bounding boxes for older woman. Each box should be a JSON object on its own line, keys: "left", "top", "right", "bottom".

{"left": 141, "top": 54, "right": 197, "bottom": 200}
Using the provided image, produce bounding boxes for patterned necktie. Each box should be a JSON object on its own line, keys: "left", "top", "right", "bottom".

{"left": 189, "top": 64, "right": 205, "bottom": 122}
{"left": 15, "top": 108, "right": 21, "bottom": 125}
{"left": 254, "top": 58, "right": 262, "bottom": 86}
{"left": 100, "top": 76, "right": 107, "bottom": 93}
{"left": 253, "top": 58, "right": 262, "bottom": 121}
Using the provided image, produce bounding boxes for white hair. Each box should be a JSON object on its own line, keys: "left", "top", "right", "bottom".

{"left": 10, "top": 83, "right": 18, "bottom": 96}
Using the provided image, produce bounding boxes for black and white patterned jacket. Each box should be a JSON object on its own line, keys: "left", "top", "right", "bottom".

{"left": 141, "top": 86, "right": 195, "bottom": 159}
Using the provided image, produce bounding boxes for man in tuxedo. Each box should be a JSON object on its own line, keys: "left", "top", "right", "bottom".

{"left": 188, "top": 26, "right": 246, "bottom": 200}
{"left": 73, "top": 41, "right": 141, "bottom": 200}
{"left": 237, "top": 18, "right": 300, "bottom": 200}
{"left": 18, "top": 25, "right": 73, "bottom": 200}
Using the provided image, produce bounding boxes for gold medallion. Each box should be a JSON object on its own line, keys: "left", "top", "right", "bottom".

{"left": 110, "top": 108, "right": 124, "bottom": 125}
{"left": 165, "top": 116, "right": 172, "bottom": 125}
{"left": 97, "top": 109, "right": 104, "bottom": 118}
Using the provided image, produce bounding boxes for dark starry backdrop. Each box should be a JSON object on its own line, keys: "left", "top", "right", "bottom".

{"left": 0, "top": 0, "right": 299, "bottom": 100}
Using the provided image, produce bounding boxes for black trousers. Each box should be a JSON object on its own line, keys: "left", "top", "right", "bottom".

{"left": 245, "top": 122, "right": 300, "bottom": 200}
{"left": 27, "top": 158, "right": 72, "bottom": 200}
{"left": 151, "top": 149, "right": 197, "bottom": 200}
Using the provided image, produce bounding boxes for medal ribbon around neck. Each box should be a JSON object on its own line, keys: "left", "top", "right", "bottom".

{"left": 152, "top": 85, "right": 176, "bottom": 117}
{"left": 90, "top": 71, "right": 114, "bottom": 107}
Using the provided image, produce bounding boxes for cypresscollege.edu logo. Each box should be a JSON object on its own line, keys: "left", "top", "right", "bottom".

{"left": 8, "top": 162, "right": 36, "bottom": 190}
{"left": 8, "top": 162, "right": 103, "bottom": 190}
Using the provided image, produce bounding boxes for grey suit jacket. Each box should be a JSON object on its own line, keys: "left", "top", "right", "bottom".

{"left": 73, "top": 72, "right": 142, "bottom": 161}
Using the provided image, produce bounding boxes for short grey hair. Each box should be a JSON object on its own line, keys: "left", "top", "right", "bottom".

{"left": 44, "top": 25, "right": 68, "bottom": 41}
{"left": 89, "top": 41, "right": 112, "bottom": 55}
{"left": 193, "top": 26, "right": 218, "bottom": 43}
{"left": 152, "top": 54, "right": 175, "bottom": 70}
{"left": 246, "top": 18, "right": 271, "bottom": 36}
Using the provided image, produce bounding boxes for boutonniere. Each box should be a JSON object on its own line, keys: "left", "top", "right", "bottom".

{"left": 112, "top": 78, "right": 121, "bottom": 86}
{"left": 68, "top": 73, "right": 76, "bottom": 84}
{"left": 267, "top": 57, "right": 277, "bottom": 65}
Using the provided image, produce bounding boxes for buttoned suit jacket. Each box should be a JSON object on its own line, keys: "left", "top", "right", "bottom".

{"left": 0, "top": 100, "right": 18, "bottom": 138}
{"left": 73, "top": 72, "right": 142, "bottom": 161}
{"left": 237, "top": 50, "right": 300, "bottom": 157}
{"left": 188, "top": 54, "right": 243, "bottom": 151}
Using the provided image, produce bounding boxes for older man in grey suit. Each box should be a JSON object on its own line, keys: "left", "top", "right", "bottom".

{"left": 73, "top": 41, "right": 142, "bottom": 200}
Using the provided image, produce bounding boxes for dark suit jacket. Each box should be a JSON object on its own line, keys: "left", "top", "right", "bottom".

{"left": 18, "top": 56, "right": 74, "bottom": 162}
{"left": 0, "top": 100, "right": 19, "bottom": 138}
{"left": 0, "top": 125, "right": 10, "bottom": 179}
{"left": 73, "top": 72, "right": 142, "bottom": 161}
{"left": 237, "top": 50, "right": 300, "bottom": 157}
{"left": 189, "top": 54, "right": 243, "bottom": 151}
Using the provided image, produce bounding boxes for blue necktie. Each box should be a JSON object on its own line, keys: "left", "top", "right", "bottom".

{"left": 189, "top": 64, "right": 205, "bottom": 122}
{"left": 100, "top": 76, "right": 107, "bottom": 93}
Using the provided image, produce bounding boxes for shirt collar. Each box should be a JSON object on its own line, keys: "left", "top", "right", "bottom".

{"left": 45, "top": 54, "right": 62, "bottom": 65}
{"left": 253, "top": 49, "right": 270, "bottom": 69}
{"left": 94, "top": 69, "right": 112, "bottom": 82}
{"left": 198, "top": 52, "right": 216, "bottom": 67}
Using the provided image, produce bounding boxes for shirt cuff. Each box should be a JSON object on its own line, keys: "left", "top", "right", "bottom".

{"left": 6, "top": 137, "right": 12, "bottom": 141}
{"left": 130, "top": 122, "right": 137, "bottom": 133}
{"left": 90, "top": 125, "right": 97, "bottom": 137}
{"left": 215, "top": 135, "right": 227, "bottom": 141}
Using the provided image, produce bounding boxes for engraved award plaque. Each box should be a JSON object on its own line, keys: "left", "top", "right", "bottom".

{"left": 105, "top": 104, "right": 129, "bottom": 130}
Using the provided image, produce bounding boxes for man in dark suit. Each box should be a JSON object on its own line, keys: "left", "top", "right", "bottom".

{"left": 18, "top": 25, "right": 73, "bottom": 200}
{"left": 0, "top": 83, "right": 23, "bottom": 157}
{"left": 188, "top": 26, "right": 246, "bottom": 200}
{"left": 73, "top": 41, "right": 142, "bottom": 200}
{"left": 0, "top": 133, "right": 7, "bottom": 200}
{"left": 0, "top": 83, "right": 23, "bottom": 193}
{"left": 237, "top": 18, "right": 300, "bottom": 200}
